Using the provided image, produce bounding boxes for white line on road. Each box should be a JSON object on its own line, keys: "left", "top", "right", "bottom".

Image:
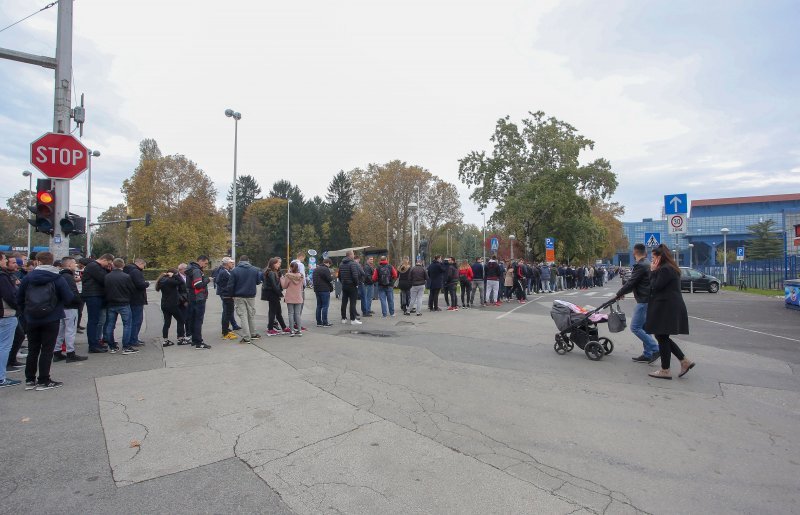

{"left": 584, "top": 292, "right": 597, "bottom": 296}
{"left": 496, "top": 296, "right": 543, "bottom": 319}
{"left": 689, "top": 315, "right": 800, "bottom": 343}
{"left": 563, "top": 292, "right": 578, "bottom": 296}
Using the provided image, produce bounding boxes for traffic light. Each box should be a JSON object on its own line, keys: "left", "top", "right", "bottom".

{"left": 126, "top": 215, "right": 132, "bottom": 229}
{"left": 145, "top": 213, "right": 152, "bottom": 226}
{"left": 60, "top": 213, "right": 86, "bottom": 236}
{"left": 28, "top": 178, "right": 56, "bottom": 234}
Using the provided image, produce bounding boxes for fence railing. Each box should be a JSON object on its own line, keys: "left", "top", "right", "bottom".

{"left": 695, "top": 256, "right": 798, "bottom": 290}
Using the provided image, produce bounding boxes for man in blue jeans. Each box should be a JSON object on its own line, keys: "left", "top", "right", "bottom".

{"left": 360, "top": 256, "right": 375, "bottom": 317}
{"left": 123, "top": 258, "right": 150, "bottom": 346}
{"left": 81, "top": 254, "right": 113, "bottom": 353}
{"left": 372, "top": 255, "right": 398, "bottom": 317}
{"left": 615, "top": 243, "right": 660, "bottom": 363}
{"left": 186, "top": 256, "right": 211, "bottom": 349}
{"left": 104, "top": 258, "right": 138, "bottom": 355}
{"left": 312, "top": 258, "right": 334, "bottom": 326}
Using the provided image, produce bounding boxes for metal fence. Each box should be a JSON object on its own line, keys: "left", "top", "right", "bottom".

{"left": 695, "top": 255, "right": 798, "bottom": 290}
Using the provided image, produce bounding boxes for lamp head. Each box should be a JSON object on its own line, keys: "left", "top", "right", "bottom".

{"left": 721, "top": 228, "right": 730, "bottom": 235}
{"left": 91, "top": 150, "right": 101, "bottom": 157}
{"left": 22, "top": 170, "right": 32, "bottom": 177}
{"left": 225, "top": 109, "right": 234, "bottom": 117}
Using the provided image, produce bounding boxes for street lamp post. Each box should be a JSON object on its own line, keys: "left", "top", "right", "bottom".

{"left": 482, "top": 212, "right": 486, "bottom": 263}
{"left": 22, "top": 170, "right": 32, "bottom": 256}
{"left": 224, "top": 109, "right": 241, "bottom": 261}
{"left": 286, "top": 198, "right": 292, "bottom": 266}
{"left": 688, "top": 243, "right": 694, "bottom": 268}
{"left": 408, "top": 202, "right": 417, "bottom": 262}
{"left": 85, "top": 150, "right": 100, "bottom": 257}
{"left": 721, "top": 227, "right": 730, "bottom": 285}
{"left": 386, "top": 218, "right": 390, "bottom": 258}
{"left": 510, "top": 234, "right": 516, "bottom": 260}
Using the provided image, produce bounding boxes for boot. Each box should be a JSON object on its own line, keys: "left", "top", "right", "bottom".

{"left": 66, "top": 351, "right": 88, "bottom": 362}
{"left": 52, "top": 352, "right": 66, "bottom": 362}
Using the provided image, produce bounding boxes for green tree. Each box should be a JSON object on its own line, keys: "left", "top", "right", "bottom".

{"left": 458, "top": 111, "right": 618, "bottom": 262}
{"left": 325, "top": 171, "right": 354, "bottom": 251}
{"left": 5, "top": 189, "right": 49, "bottom": 249}
{"left": 239, "top": 197, "right": 288, "bottom": 267}
{"left": 747, "top": 219, "right": 783, "bottom": 259}
{"left": 226, "top": 174, "right": 262, "bottom": 231}
{"left": 92, "top": 203, "right": 128, "bottom": 258}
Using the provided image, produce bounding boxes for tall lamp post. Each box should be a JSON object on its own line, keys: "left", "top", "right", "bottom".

{"left": 482, "top": 212, "right": 486, "bottom": 263}
{"left": 85, "top": 150, "right": 100, "bottom": 257}
{"left": 688, "top": 243, "right": 694, "bottom": 268}
{"left": 408, "top": 202, "right": 417, "bottom": 261}
{"left": 286, "top": 198, "right": 292, "bottom": 266}
{"left": 224, "top": 109, "right": 242, "bottom": 261}
{"left": 386, "top": 218, "right": 390, "bottom": 257}
{"left": 510, "top": 234, "right": 516, "bottom": 260}
{"left": 22, "top": 170, "right": 32, "bottom": 256}
{"left": 721, "top": 227, "right": 730, "bottom": 285}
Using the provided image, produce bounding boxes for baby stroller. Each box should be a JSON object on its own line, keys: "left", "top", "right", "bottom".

{"left": 550, "top": 298, "right": 624, "bottom": 361}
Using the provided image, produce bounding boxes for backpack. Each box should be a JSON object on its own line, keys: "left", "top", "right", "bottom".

{"left": 377, "top": 265, "right": 392, "bottom": 287}
{"left": 25, "top": 281, "right": 58, "bottom": 318}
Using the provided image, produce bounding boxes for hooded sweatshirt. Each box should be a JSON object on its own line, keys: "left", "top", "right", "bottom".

{"left": 280, "top": 272, "right": 304, "bottom": 304}
{"left": 16, "top": 265, "right": 75, "bottom": 326}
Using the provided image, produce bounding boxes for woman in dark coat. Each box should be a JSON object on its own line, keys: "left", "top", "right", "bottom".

{"left": 644, "top": 245, "right": 695, "bottom": 379}
{"left": 156, "top": 269, "right": 187, "bottom": 346}
{"left": 262, "top": 258, "right": 288, "bottom": 335}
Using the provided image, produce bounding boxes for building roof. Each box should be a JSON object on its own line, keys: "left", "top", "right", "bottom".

{"left": 692, "top": 193, "right": 800, "bottom": 208}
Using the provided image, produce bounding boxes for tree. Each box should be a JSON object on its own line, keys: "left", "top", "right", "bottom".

{"left": 747, "top": 219, "right": 783, "bottom": 259}
{"left": 239, "top": 197, "right": 289, "bottom": 267}
{"left": 92, "top": 203, "right": 128, "bottom": 257}
{"left": 226, "top": 174, "right": 262, "bottom": 231}
{"left": 325, "top": 171, "right": 354, "bottom": 250}
{"left": 458, "top": 111, "right": 618, "bottom": 262}
{"left": 269, "top": 180, "right": 304, "bottom": 205}
{"left": 5, "top": 189, "right": 49, "bottom": 248}
{"left": 590, "top": 200, "right": 628, "bottom": 261}
{"left": 121, "top": 140, "right": 227, "bottom": 266}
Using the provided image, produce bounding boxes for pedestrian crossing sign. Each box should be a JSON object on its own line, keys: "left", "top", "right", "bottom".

{"left": 645, "top": 233, "right": 661, "bottom": 247}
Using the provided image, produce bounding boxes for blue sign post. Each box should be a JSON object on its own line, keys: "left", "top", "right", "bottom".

{"left": 664, "top": 193, "right": 688, "bottom": 215}
{"left": 736, "top": 247, "right": 745, "bottom": 261}
{"left": 490, "top": 237, "right": 499, "bottom": 251}
{"left": 644, "top": 232, "right": 661, "bottom": 247}
{"left": 545, "top": 237, "right": 555, "bottom": 249}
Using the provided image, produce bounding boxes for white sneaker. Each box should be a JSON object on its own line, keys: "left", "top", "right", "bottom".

{"left": 342, "top": 319, "right": 348, "bottom": 324}
{"left": 351, "top": 319, "right": 363, "bottom": 325}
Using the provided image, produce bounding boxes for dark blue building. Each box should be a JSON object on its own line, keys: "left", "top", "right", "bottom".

{"left": 616, "top": 193, "right": 800, "bottom": 267}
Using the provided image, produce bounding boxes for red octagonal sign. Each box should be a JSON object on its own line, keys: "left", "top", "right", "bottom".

{"left": 30, "top": 132, "right": 89, "bottom": 180}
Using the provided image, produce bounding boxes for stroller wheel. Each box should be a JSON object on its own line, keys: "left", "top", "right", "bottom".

{"left": 554, "top": 340, "right": 567, "bottom": 355}
{"left": 585, "top": 341, "right": 604, "bottom": 361}
{"left": 598, "top": 337, "right": 614, "bottom": 355}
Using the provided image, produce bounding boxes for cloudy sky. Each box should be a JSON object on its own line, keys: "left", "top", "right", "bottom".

{"left": 1, "top": 0, "right": 798, "bottom": 227}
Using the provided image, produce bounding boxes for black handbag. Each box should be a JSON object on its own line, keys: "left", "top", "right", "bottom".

{"left": 607, "top": 303, "right": 627, "bottom": 333}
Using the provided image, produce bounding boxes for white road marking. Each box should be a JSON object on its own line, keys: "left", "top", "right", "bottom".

{"left": 689, "top": 316, "right": 800, "bottom": 343}
{"left": 584, "top": 292, "right": 597, "bottom": 297}
{"left": 602, "top": 293, "right": 615, "bottom": 297}
{"left": 563, "top": 292, "right": 578, "bottom": 296}
{"left": 496, "top": 296, "right": 543, "bottom": 319}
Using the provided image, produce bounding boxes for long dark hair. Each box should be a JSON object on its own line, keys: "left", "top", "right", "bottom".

{"left": 265, "top": 257, "right": 280, "bottom": 275}
{"left": 651, "top": 244, "right": 680, "bottom": 275}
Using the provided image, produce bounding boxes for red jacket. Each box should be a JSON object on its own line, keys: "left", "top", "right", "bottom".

{"left": 372, "top": 260, "right": 398, "bottom": 284}
{"left": 458, "top": 267, "right": 474, "bottom": 281}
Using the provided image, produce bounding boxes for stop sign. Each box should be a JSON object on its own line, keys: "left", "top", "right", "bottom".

{"left": 30, "top": 132, "right": 89, "bottom": 180}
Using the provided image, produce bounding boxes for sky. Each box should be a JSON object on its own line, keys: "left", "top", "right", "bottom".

{"left": 1, "top": 0, "right": 798, "bottom": 228}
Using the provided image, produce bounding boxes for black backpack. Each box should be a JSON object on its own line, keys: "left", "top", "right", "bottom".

{"left": 377, "top": 265, "right": 392, "bottom": 286}
{"left": 25, "top": 281, "right": 58, "bottom": 318}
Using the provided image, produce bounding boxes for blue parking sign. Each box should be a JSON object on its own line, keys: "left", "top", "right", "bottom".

{"left": 545, "top": 237, "right": 555, "bottom": 249}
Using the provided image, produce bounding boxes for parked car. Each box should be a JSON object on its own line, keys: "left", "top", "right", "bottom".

{"left": 680, "top": 267, "right": 720, "bottom": 293}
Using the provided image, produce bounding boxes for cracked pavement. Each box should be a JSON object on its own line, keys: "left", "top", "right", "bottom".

{"left": 2, "top": 286, "right": 799, "bottom": 514}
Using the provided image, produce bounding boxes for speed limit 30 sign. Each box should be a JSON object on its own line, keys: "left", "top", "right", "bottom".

{"left": 668, "top": 214, "right": 687, "bottom": 234}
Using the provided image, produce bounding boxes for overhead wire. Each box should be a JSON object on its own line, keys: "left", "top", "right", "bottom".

{"left": 0, "top": 1, "right": 58, "bottom": 34}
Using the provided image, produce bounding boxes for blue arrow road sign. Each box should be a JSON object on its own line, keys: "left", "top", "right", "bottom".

{"left": 664, "top": 193, "right": 688, "bottom": 215}
{"left": 490, "top": 237, "right": 499, "bottom": 251}
{"left": 645, "top": 232, "right": 661, "bottom": 247}
{"left": 545, "top": 237, "right": 555, "bottom": 249}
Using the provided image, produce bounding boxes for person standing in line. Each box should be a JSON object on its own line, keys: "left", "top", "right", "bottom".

{"left": 81, "top": 254, "right": 113, "bottom": 353}
{"left": 503, "top": 263, "right": 515, "bottom": 302}
{"left": 372, "top": 255, "right": 398, "bottom": 317}
{"left": 156, "top": 268, "right": 187, "bottom": 346}
{"left": 458, "top": 260, "right": 473, "bottom": 308}
{"left": 338, "top": 251, "right": 362, "bottom": 325}
{"left": 186, "top": 256, "right": 211, "bottom": 349}
{"left": 229, "top": 255, "right": 263, "bottom": 343}
{"left": 408, "top": 258, "right": 428, "bottom": 316}
{"left": 397, "top": 257, "right": 412, "bottom": 315}
{"left": 360, "top": 256, "right": 376, "bottom": 317}
{"left": 4, "top": 257, "right": 26, "bottom": 373}
{"left": 263, "top": 258, "right": 289, "bottom": 335}
{"left": 16, "top": 252, "right": 75, "bottom": 390}
{"left": 290, "top": 251, "right": 308, "bottom": 331}
{"left": 470, "top": 257, "right": 485, "bottom": 307}
{"left": 176, "top": 263, "right": 191, "bottom": 340}
{"left": 484, "top": 256, "right": 501, "bottom": 306}
{"left": 615, "top": 243, "right": 660, "bottom": 364}
{"left": 0, "top": 253, "right": 21, "bottom": 388}
{"left": 644, "top": 245, "right": 694, "bottom": 380}
{"left": 53, "top": 257, "right": 87, "bottom": 363}
{"left": 281, "top": 262, "right": 305, "bottom": 337}
{"left": 215, "top": 257, "right": 238, "bottom": 340}
{"left": 426, "top": 255, "right": 446, "bottom": 312}
{"left": 538, "top": 262, "right": 551, "bottom": 294}
{"left": 313, "top": 258, "right": 334, "bottom": 327}
{"left": 104, "top": 258, "right": 138, "bottom": 355}
{"left": 123, "top": 258, "right": 150, "bottom": 346}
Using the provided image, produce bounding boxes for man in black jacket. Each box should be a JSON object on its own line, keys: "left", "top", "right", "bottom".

{"left": 186, "top": 256, "right": 211, "bottom": 349}
{"left": 312, "top": 258, "right": 334, "bottom": 327}
{"left": 123, "top": 258, "right": 150, "bottom": 346}
{"left": 53, "top": 257, "right": 87, "bottom": 363}
{"left": 104, "top": 258, "right": 138, "bottom": 355}
{"left": 82, "top": 254, "right": 113, "bottom": 353}
{"left": 338, "top": 251, "right": 362, "bottom": 325}
{"left": 615, "top": 243, "right": 660, "bottom": 363}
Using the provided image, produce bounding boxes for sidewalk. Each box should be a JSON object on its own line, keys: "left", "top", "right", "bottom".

{"left": 2, "top": 288, "right": 799, "bottom": 514}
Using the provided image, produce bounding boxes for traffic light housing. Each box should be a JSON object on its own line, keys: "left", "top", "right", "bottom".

{"left": 145, "top": 213, "right": 152, "bottom": 226}
{"left": 60, "top": 212, "right": 86, "bottom": 236}
{"left": 28, "top": 178, "right": 56, "bottom": 234}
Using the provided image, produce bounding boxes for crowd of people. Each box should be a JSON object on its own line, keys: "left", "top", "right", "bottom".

{"left": 0, "top": 243, "right": 691, "bottom": 391}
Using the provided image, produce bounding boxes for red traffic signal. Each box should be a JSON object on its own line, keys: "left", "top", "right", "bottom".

{"left": 28, "top": 178, "right": 56, "bottom": 234}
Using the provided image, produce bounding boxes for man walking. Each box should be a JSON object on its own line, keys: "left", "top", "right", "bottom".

{"left": 615, "top": 243, "right": 660, "bottom": 364}
{"left": 215, "top": 257, "right": 238, "bottom": 339}
{"left": 16, "top": 252, "right": 75, "bottom": 390}
{"left": 338, "top": 251, "right": 362, "bottom": 325}
{"left": 123, "top": 258, "right": 150, "bottom": 346}
{"left": 53, "top": 257, "right": 87, "bottom": 363}
{"left": 104, "top": 258, "right": 138, "bottom": 355}
{"left": 229, "top": 255, "right": 262, "bottom": 343}
{"left": 82, "top": 254, "right": 113, "bottom": 353}
{"left": 372, "top": 255, "right": 398, "bottom": 317}
{"left": 186, "top": 256, "right": 211, "bottom": 349}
